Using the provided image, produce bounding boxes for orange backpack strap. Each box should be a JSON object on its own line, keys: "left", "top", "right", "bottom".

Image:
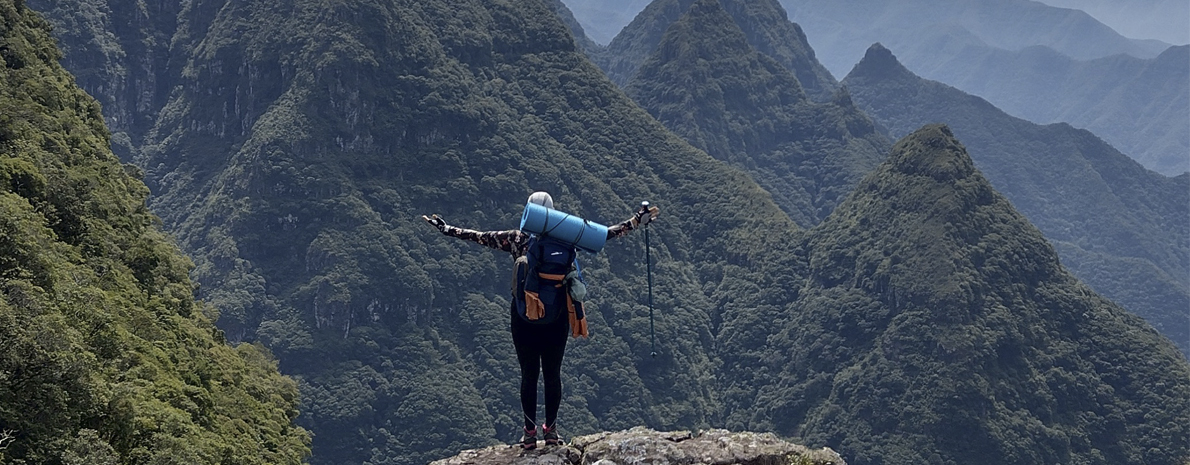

{"left": 567, "top": 295, "right": 588, "bottom": 338}
{"left": 524, "top": 291, "right": 546, "bottom": 320}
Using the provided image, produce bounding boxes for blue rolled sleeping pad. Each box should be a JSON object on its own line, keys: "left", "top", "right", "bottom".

{"left": 519, "top": 202, "right": 608, "bottom": 253}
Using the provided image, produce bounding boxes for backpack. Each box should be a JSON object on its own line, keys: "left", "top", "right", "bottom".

{"left": 512, "top": 235, "right": 588, "bottom": 337}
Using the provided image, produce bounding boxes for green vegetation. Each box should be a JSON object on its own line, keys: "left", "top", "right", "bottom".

{"left": 0, "top": 1, "right": 309, "bottom": 463}
{"left": 716, "top": 0, "right": 837, "bottom": 101}
{"left": 25, "top": 0, "right": 179, "bottom": 161}
{"left": 842, "top": 44, "right": 1190, "bottom": 356}
{"left": 24, "top": 0, "right": 1190, "bottom": 464}
{"left": 748, "top": 125, "right": 1190, "bottom": 465}
{"left": 78, "top": 0, "right": 799, "bottom": 462}
{"left": 550, "top": 0, "right": 605, "bottom": 58}
{"left": 623, "top": 0, "right": 887, "bottom": 227}
{"left": 594, "top": 0, "right": 837, "bottom": 101}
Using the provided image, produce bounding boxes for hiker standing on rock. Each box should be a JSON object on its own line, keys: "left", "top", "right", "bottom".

{"left": 422, "top": 191, "right": 659, "bottom": 449}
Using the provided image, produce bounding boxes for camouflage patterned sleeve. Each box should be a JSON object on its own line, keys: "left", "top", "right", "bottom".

{"left": 605, "top": 215, "right": 639, "bottom": 240}
{"left": 441, "top": 225, "right": 530, "bottom": 256}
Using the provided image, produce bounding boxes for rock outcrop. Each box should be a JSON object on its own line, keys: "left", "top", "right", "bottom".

{"left": 430, "top": 427, "right": 846, "bottom": 465}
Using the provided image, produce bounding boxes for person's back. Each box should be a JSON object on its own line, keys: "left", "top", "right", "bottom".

{"left": 422, "top": 191, "right": 658, "bottom": 448}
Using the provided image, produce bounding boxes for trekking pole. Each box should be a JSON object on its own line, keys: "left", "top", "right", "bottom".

{"left": 642, "top": 201, "right": 657, "bottom": 357}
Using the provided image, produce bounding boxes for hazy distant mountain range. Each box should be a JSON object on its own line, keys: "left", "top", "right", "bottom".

{"left": 770, "top": 0, "right": 1188, "bottom": 175}
{"left": 775, "top": 0, "right": 1170, "bottom": 76}
{"left": 843, "top": 43, "right": 1190, "bottom": 356}
{"left": 1036, "top": 0, "right": 1189, "bottom": 45}
{"left": 590, "top": 0, "right": 837, "bottom": 99}
{"left": 560, "top": 0, "right": 1173, "bottom": 73}
{"left": 897, "top": 42, "right": 1189, "bottom": 175}
{"left": 585, "top": 0, "right": 1190, "bottom": 357}
{"left": 564, "top": 0, "right": 1189, "bottom": 174}
{"left": 620, "top": 0, "right": 887, "bottom": 226}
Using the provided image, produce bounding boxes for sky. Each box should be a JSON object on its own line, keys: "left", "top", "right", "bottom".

{"left": 563, "top": 0, "right": 652, "bottom": 45}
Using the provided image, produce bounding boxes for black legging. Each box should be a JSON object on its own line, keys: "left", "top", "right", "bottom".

{"left": 510, "top": 305, "right": 569, "bottom": 430}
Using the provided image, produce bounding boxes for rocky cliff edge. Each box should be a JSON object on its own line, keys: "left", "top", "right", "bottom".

{"left": 430, "top": 427, "right": 847, "bottom": 465}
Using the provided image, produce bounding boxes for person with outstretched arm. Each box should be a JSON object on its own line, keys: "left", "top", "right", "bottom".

{"left": 422, "top": 191, "right": 659, "bottom": 449}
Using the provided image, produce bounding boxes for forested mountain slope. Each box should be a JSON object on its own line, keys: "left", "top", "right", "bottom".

{"left": 746, "top": 124, "right": 1189, "bottom": 465}
{"left": 843, "top": 44, "right": 1190, "bottom": 356}
{"left": 30, "top": 0, "right": 806, "bottom": 462}
{"left": 566, "top": 0, "right": 1187, "bottom": 174}
{"left": 0, "top": 1, "right": 309, "bottom": 463}
{"left": 596, "top": 0, "right": 836, "bottom": 100}
{"left": 550, "top": 0, "right": 603, "bottom": 58}
{"left": 24, "top": 0, "right": 179, "bottom": 162}
{"left": 24, "top": 0, "right": 1190, "bottom": 464}
{"left": 622, "top": 0, "right": 887, "bottom": 227}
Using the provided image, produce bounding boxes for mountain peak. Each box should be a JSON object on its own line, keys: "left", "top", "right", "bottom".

{"left": 598, "top": 0, "right": 837, "bottom": 97}
{"left": 811, "top": 123, "right": 1062, "bottom": 311}
{"left": 786, "top": 123, "right": 1190, "bottom": 465}
{"left": 676, "top": 0, "right": 750, "bottom": 50}
{"left": 718, "top": 0, "right": 838, "bottom": 98}
{"left": 646, "top": 0, "right": 794, "bottom": 92}
{"left": 845, "top": 43, "right": 914, "bottom": 82}
{"left": 886, "top": 123, "right": 976, "bottom": 182}
{"left": 628, "top": 0, "right": 806, "bottom": 108}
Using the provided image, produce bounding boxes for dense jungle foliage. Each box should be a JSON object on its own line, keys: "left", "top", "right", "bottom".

{"left": 622, "top": 0, "right": 888, "bottom": 227}
{"left": 752, "top": 124, "right": 1189, "bottom": 465}
{"left": 600, "top": 0, "right": 1188, "bottom": 358}
{"left": 57, "top": 0, "right": 799, "bottom": 462}
{"left": 842, "top": 44, "right": 1190, "bottom": 357}
{"left": 19, "top": 0, "right": 1190, "bottom": 464}
{"left": 0, "top": 1, "right": 309, "bottom": 463}
{"left": 593, "top": 0, "right": 837, "bottom": 101}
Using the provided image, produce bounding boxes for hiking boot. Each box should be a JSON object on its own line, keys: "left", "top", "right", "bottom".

{"left": 521, "top": 427, "right": 537, "bottom": 450}
{"left": 542, "top": 424, "right": 561, "bottom": 446}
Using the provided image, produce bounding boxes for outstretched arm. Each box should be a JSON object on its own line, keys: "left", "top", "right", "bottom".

{"left": 422, "top": 214, "right": 529, "bottom": 255}
{"left": 606, "top": 204, "right": 661, "bottom": 240}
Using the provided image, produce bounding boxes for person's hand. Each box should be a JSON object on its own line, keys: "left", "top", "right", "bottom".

{"left": 422, "top": 214, "right": 446, "bottom": 232}
{"left": 634, "top": 205, "right": 660, "bottom": 227}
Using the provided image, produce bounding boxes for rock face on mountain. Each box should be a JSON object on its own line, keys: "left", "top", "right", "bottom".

{"left": 25, "top": 0, "right": 179, "bottom": 161}
{"left": 843, "top": 43, "right": 1190, "bottom": 356}
{"left": 430, "top": 428, "right": 846, "bottom": 465}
